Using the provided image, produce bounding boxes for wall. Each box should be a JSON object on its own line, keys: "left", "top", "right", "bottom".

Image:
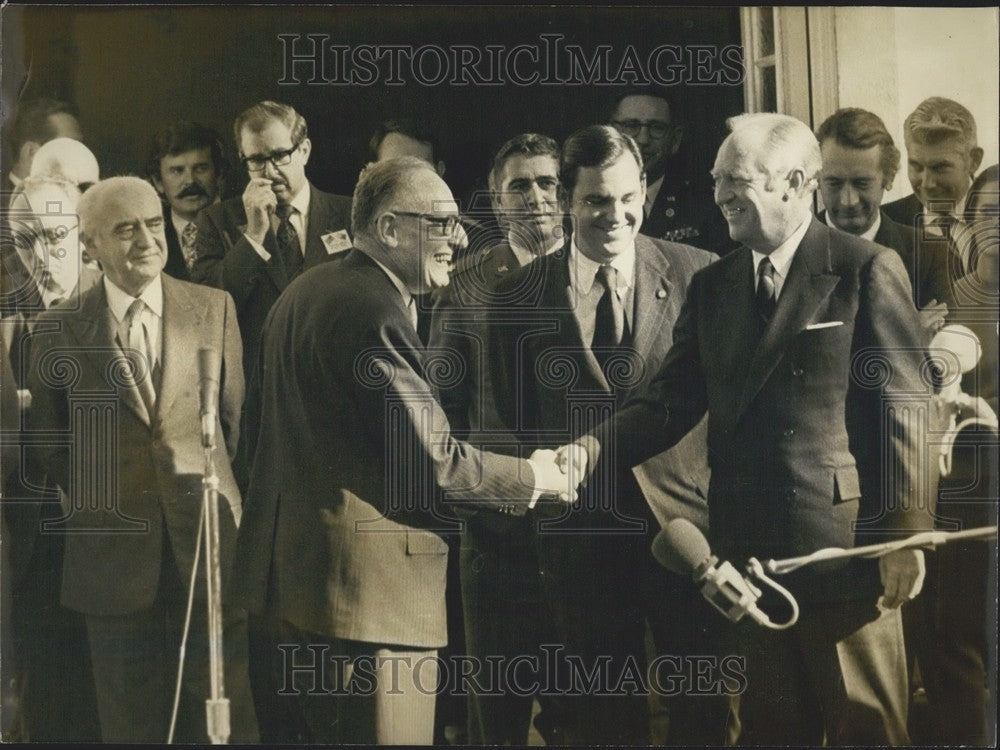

{"left": 836, "top": 6, "right": 999, "bottom": 204}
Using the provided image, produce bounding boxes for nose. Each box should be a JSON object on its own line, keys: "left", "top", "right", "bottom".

{"left": 262, "top": 159, "right": 280, "bottom": 180}
{"left": 841, "top": 184, "right": 859, "bottom": 208}
{"left": 134, "top": 222, "right": 155, "bottom": 248}
{"left": 634, "top": 125, "right": 651, "bottom": 146}
{"left": 526, "top": 182, "right": 547, "bottom": 209}
{"left": 714, "top": 180, "right": 731, "bottom": 206}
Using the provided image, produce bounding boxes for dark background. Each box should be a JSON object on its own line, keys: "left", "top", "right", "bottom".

{"left": 3, "top": 5, "right": 743, "bottom": 206}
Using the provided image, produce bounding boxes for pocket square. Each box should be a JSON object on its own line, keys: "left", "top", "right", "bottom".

{"left": 805, "top": 321, "right": 844, "bottom": 330}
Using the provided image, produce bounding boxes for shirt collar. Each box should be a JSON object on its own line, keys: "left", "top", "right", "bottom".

{"left": 170, "top": 209, "right": 192, "bottom": 239}
{"left": 752, "top": 214, "right": 811, "bottom": 283}
{"left": 569, "top": 236, "right": 636, "bottom": 297}
{"left": 286, "top": 181, "right": 311, "bottom": 218}
{"left": 104, "top": 274, "right": 163, "bottom": 323}
{"left": 644, "top": 175, "right": 664, "bottom": 216}
{"left": 823, "top": 209, "right": 881, "bottom": 241}
{"left": 508, "top": 232, "right": 564, "bottom": 268}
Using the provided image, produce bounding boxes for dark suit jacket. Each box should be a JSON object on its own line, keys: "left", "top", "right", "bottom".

{"left": 189, "top": 184, "right": 352, "bottom": 384}
{"left": 585, "top": 218, "right": 933, "bottom": 601}
{"left": 640, "top": 164, "right": 737, "bottom": 255}
{"left": 818, "top": 210, "right": 955, "bottom": 311}
{"left": 161, "top": 205, "right": 192, "bottom": 282}
{"left": 493, "top": 235, "right": 715, "bottom": 532}
{"left": 230, "top": 249, "right": 544, "bottom": 648}
{"left": 26, "top": 275, "right": 244, "bottom": 615}
{"left": 882, "top": 193, "right": 923, "bottom": 229}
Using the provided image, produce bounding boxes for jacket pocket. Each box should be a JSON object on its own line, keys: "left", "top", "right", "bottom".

{"left": 834, "top": 465, "right": 861, "bottom": 504}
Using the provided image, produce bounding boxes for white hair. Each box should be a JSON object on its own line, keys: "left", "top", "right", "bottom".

{"left": 725, "top": 113, "right": 821, "bottom": 192}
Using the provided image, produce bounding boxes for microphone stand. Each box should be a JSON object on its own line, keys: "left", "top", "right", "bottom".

{"left": 202, "top": 439, "right": 230, "bottom": 744}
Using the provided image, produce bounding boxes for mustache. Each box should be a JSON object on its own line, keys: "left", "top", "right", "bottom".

{"left": 177, "top": 183, "right": 209, "bottom": 199}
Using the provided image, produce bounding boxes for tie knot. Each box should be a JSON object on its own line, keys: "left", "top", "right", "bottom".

{"left": 182, "top": 221, "right": 197, "bottom": 242}
{"left": 125, "top": 298, "right": 145, "bottom": 323}
{"left": 596, "top": 264, "right": 617, "bottom": 292}
{"left": 758, "top": 256, "right": 775, "bottom": 282}
{"left": 275, "top": 203, "right": 294, "bottom": 220}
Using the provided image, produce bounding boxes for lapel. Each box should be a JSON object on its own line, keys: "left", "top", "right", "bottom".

{"left": 303, "top": 186, "right": 330, "bottom": 267}
{"left": 541, "top": 251, "right": 608, "bottom": 389}
{"left": 156, "top": 275, "right": 201, "bottom": 419}
{"left": 630, "top": 237, "right": 676, "bottom": 368}
{"left": 65, "top": 282, "right": 151, "bottom": 426}
{"left": 737, "top": 219, "right": 841, "bottom": 419}
{"left": 235, "top": 205, "right": 285, "bottom": 291}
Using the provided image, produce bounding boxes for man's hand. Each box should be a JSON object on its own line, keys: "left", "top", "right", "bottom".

{"left": 528, "top": 449, "right": 576, "bottom": 504}
{"left": 878, "top": 548, "right": 926, "bottom": 609}
{"left": 918, "top": 300, "right": 948, "bottom": 339}
{"left": 554, "top": 442, "right": 588, "bottom": 484}
{"left": 242, "top": 178, "right": 277, "bottom": 244}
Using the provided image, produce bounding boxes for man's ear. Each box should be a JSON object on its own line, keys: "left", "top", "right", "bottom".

{"left": 78, "top": 232, "right": 97, "bottom": 266}
{"left": 376, "top": 212, "right": 399, "bottom": 248}
{"left": 19, "top": 140, "right": 40, "bottom": 171}
{"left": 786, "top": 167, "right": 808, "bottom": 197}
{"left": 435, "top": 160, "right": 446, "bottom": 178}
{"left": 969, "top": 146, "right": 984, "bottom": 177}
{"left": 299, "top": 137, "right": 312, "bottom": 166}
{"left": 149, "top": 174, "right": 165, "bottom": 197}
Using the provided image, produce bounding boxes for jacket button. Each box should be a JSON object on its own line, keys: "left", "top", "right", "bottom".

{"left": 783, "top": 428, "right": 795, "bottom": 437}
{"left": 792, "top": 367, "right": 804, "bottom": 376}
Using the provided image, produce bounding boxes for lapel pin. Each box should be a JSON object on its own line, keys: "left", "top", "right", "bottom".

{"left": 656, "top": 288, "right": 667, "bottom": 299}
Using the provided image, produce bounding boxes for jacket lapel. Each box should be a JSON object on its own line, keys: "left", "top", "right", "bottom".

{"left": 737, "top": 219, "right": 840, "bottom": 418}
{"left": 630, "top": 238, "right": 676, "bottom": 370}
{"left": 66, "top": 283, "right": 151, "bottom": 426}
{"left": 304, "top": 186, "right": 331, "bottom": 267}
{"left": 155, "top": 275, "right": 201, "bottom": 418}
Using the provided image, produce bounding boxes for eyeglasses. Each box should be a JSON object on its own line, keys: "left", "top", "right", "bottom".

{"left": 242, "top": 141, "right": 302, "bottom": 172}
{"left": 612, "top": 120, "right": 673, "bottom": 140}
{"left": 111, "top": 217, "right": 165, "bottom": 242}
{"left": 393, "top": 211, "right": 462, "bottom": 237}
{"left": 41, "top": 223, "right": 79, "bottom": 246}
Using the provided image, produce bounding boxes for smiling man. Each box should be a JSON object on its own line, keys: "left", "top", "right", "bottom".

{"left": 816, "top": 108, "right": 954, "bottom": 336}
{"left": 485, "top": 125, "right": 718, "bottom": 744}
{"left": 145, "top": 121, "right": 227, "bottom": 280}
{"left": 231, "top": 156, "right": 576, "bottom": 745}
{"left": 884, "top": 97, "right": 984, "bottom": 275}
{"left": 25, "top": 176, "right": 256, "bottom": 743}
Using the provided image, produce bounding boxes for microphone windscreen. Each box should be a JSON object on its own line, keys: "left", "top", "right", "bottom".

{"left": 930, "top": 324, "right": 981, "bottom": 378}
{"left": 198, "top": 348, "right": 221, "bottom": 384}
{"left": 652, "top": 518, "right": 712, "bottom": 576}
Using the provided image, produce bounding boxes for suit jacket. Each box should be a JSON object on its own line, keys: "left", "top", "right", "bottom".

{"left": 640, "top": 163, "right": 737, "bottom": 255}
{"left": 25, "top": 275, "right": 244, "bottom": 616}
{"left": 586, "top": 218, "right": 932, "bottom": 601}
{"left": 230, "top": 249, "right": 543, "bottom": 648}
{"left": 161, "top": 205, "right": 192, "bottom": 282}
{"left": 882, "top": 193, "right": 923, "bottom": 229}
{"left": 492, "top": 235, "right": 715, "bottom": 532}
{"left": 190, "top": 184, "right": 352, "bottom": 384}
{"left": 818, "top": 210, "right": 956, "bottom": 311}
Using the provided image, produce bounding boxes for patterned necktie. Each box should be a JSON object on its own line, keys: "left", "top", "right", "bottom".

{"left": 275, "top": 204, "right": 303, "bottom": 278}
{"left": 756, "top": 256, "right": 776, "bottom": 324}
{"left": 180, "top": 221, "right": 198, "bottom": 271}
{"left": 119, "top": 298, "right": 157, "bottom": 412}
{"left": 593, "top": 264, "right": 624, "bottom": 362}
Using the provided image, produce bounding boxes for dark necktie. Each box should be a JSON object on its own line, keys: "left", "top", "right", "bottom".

{"left": 756, "top": 256, "right": 776, "bottom": 324}
{"left": 593, "top": 264, "right": 624, "bottom": 364}
{"left": 275, "top": 204, "right": 303, "bottom": 278}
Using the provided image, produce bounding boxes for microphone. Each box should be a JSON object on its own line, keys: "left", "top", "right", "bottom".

{"left": 652, "top": 518, "right": 767, "bottom": 625}
{"left": 198, "top": 348, "right": 221, "bottom": 449}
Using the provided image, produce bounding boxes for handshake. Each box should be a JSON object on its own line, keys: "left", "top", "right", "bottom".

{"left": 527, "top": 444, "right": 590, "bottom": 504}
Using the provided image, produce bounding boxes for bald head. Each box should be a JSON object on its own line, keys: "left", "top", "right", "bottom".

{"left": 78, "top": 177, "right": 167, "bottom": 296}
{"left": 29, "top": 137, "right": 99, "bottom": 189}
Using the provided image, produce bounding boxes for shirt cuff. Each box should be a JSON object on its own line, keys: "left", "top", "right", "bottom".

{"left": 244, "top": 233, "right": 271, "bottom": 262}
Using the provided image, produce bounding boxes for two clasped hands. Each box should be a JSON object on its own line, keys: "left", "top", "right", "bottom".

{"left": 526, "top": 444, "right": 591, "bottom": 504}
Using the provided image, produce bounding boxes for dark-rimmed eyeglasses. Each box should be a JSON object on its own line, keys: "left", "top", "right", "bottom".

{"left": 242, "top": 141, "right": 303, "bottom": 172}
{"left": 611, "top": 120, "right": 673, "bottom": 140}
{"left": 392, "top": 211, "right": 462, "bottom": 237}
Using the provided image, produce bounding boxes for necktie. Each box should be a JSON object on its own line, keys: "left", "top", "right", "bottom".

{"left": 593, "top": 264, "right": 624, "bottom": 361}
{"left": 119, "top": 298, "right": 157, "bottom": 412}
{"left": 406, "top": 296, "right": 418, "bottom": 332}
{"left": 275, "top": 204, "right": 303, "bottom": 278}
{"left": 180, "top": 221, "right": 198, "bottom": 271}
{"left": 756, "top": 257, "right": 776, "bottom": 324}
